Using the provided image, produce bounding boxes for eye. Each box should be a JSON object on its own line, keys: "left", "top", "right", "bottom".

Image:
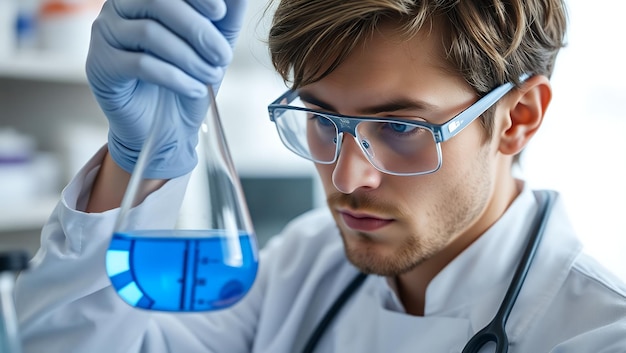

{"left": 385, "top": 122, "right": 420, "bottom": 135}
{"left": 388, "top": 123, "right": 417, "bottom": 133}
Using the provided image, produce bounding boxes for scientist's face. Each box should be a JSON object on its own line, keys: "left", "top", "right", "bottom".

{"left": 301, "top": 23, "right": 512, "bottom": 277}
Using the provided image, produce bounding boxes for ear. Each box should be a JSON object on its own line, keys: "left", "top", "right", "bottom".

{"left": 497, "top": 75, "right": 552, "bottom": 156}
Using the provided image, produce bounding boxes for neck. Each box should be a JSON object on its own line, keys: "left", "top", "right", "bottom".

{"left": 394, "top": 177, "right": 521, "bottom": 316}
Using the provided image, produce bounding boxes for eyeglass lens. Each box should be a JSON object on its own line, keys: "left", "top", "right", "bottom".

{"left": 274, "top": 108, "right": 440, "bottom": 175}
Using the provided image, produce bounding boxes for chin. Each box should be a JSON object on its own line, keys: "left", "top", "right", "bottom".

{"left": 340, "top": 230, "right": 424, "bottom": 277}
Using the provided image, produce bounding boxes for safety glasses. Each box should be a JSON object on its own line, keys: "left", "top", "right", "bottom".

{"left": 268, "top": 77, "right": 525, "bottom": 176}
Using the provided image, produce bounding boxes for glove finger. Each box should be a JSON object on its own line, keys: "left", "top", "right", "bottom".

{"left": 89, "top": 27, "right": 216, "bottom": 98}
{"left": 98, "top": 14, "right": 227, "bottom": 87}
{"left": 122, "top": 50, "right": 221, "bottom": 98}
{"left": 111, "top": 0, "right": 233, "bottom": 67}
{"left": 184, "top": 0, "right": 227, "bottom": 21}
{"left": 112, "top": 0, "right": 225, "bottom": 20}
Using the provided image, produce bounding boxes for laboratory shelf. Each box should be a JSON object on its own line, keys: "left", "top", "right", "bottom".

{"left": 0, "top": 50, "right": 86, "bottom": 83}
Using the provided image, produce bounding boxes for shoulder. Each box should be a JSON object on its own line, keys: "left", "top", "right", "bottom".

{"left": 519, "top": 208, "right": 626, "bottom": 351}
{"left": 569, "top": 252, "right": 626, "bottom": 299}
{"left": 259, "top": 207, "right": 354, "bottom": 282}
{"left": 534, "top": 252, "right": 626, "bottom": 352}
{"left": 549, "top": 316, "right": 626, "bottom": 352}
{"left": 262, "top": 207, "right": 341, "bottom": 260}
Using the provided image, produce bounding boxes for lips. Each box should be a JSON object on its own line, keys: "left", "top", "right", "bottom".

{"left": 339, "top": 210, "right": 393, "bottom": 232}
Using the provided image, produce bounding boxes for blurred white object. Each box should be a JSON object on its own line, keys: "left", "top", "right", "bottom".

{"left": 0, "top": 0, "right": 17, "bottom": 59}
{"left": 0, "top": 129, "right": 35, "bottom": 165}
{"left": 0, "top": 129, "right": 36, "bottom": 204}
{"left": 37, "top": 0, "right": 103, "bottom": 57}
{"left": 0, "top": 129, "right": 60, "bottom": 206}
{"left": 55, "top": 122, "right": 107, "bottom": 180}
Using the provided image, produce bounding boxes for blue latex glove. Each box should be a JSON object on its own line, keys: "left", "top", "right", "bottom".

{"left": 86, "top": 0, "right": 247, "bottom": 179}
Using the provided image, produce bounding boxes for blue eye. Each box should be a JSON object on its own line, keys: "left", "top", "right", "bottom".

{"left": 389, "top": 123, "right": 408, "bottom": 132}
{"left": 387, "top": 123, "right": 418, "bottom": 133}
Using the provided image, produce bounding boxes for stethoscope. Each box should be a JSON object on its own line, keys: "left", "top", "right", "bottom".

{"left": 301, "top": 190, "right": 557, "bottom": 353}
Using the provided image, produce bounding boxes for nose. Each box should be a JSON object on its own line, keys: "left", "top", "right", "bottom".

{"left": 332, "top": 135, "right": 383, "bottom": 194}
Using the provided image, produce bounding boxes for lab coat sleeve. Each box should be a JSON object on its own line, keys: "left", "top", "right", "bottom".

{"left": 14, "top": 147, "right": 263, "bottom": 353}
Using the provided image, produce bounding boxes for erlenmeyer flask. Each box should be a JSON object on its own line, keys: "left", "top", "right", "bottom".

{"left": 105, "top": 86, "right": 259, "bottom": 312}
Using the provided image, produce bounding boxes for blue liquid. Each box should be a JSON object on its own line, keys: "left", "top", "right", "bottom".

{"left": 105, "top": 230, "right": 258, "bottom": 312}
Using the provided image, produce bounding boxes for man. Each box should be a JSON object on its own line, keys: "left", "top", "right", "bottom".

{"left": 15, "top": 0, "right": 626, "bottom": 352}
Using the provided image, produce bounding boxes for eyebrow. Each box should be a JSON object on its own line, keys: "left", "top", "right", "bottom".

{"left": 298, "top": 91, "right": 439, "bottom": 116}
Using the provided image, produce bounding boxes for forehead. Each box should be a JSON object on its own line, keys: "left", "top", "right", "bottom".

{"left": 298, "top": 20, "right": 472, "bottom": 116}
{"left": 360, "top": 19, "right": 451, "bottom": 72}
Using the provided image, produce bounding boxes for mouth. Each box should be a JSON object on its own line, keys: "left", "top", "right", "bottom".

{"left": 338, "top": 210, "right": 393, "bottom": 232}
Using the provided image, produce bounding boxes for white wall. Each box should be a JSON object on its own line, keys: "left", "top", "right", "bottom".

{"left": 523, "top": 0, "right": 626, "bottom": 280}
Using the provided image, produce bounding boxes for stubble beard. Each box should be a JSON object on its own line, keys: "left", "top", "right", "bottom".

{"left": 330, "top": 192, "right": 447, "bottom": 277}
{"left": 334, "top": 149, "right": 493, "bottom": 277}
{"left": 340, "top": 228, "right": 436, "bottom": 277}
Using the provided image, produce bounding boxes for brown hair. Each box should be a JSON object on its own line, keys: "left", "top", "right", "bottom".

{"left": 268, "top": 0, "right": 567, "bottom": 93}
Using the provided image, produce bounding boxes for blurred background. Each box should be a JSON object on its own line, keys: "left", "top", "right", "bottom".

{"left": 0, "top": 0, "right": 623, "bottom": 280}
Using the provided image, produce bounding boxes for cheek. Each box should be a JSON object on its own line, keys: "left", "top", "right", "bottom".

{"left": 395, "top": 177, "right": 449, "bottom": 219}
{"left": 439, "top": 123, "right": 492, "bottom": 173}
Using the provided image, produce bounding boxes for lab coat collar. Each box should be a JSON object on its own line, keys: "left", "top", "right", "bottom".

{"left": 423, "top": 181, "right": 540, "bottom": 317}
{"left": 337, "top": 282, "right": 471, "bottom": 352}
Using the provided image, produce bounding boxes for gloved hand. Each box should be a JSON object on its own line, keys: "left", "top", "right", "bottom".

{"left": 86, "top": 0, "right": 248, "bottom": 179}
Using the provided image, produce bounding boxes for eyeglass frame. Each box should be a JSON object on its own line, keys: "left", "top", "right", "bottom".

{"left": 267, "top": 74, "right": 530, "bottom": 176}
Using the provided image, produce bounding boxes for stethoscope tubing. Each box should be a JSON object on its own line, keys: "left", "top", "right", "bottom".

{"left": 301, "top": 272, "right": 368, "bottom": 353}
{"left": 301, "top": 190, "right": 557, "bottom": 353}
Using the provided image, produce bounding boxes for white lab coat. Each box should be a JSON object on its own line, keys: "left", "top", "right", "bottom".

{"left": 15, "top": 147, "right": 626, "bottom": 353}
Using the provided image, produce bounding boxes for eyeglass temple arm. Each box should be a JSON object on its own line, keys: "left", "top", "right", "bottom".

{"left": 268, "top": 90, "right": 300, "bottom": 121}
{"left": 437, "top": 74, "right": 530, "bottom": 143}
